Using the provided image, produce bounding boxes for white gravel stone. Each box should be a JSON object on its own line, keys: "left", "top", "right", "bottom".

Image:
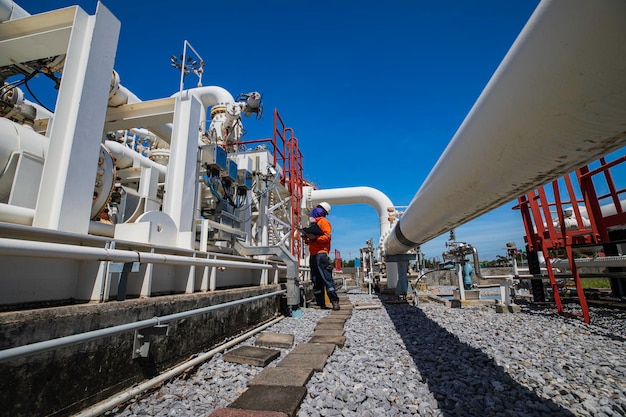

{"left": 107, "top": 291, "right": 626, "bottom": 417}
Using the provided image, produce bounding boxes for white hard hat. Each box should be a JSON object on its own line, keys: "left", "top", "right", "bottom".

{"left": 318, "top": 202, "right": 331, "bottom": 215}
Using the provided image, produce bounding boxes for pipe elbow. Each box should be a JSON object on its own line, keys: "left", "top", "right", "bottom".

{"left": 171, "top": 86, "right": 235, "bottom": 109}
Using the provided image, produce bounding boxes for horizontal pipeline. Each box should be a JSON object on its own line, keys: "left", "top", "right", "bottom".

{"left": 0, "top": 237, "right": 282, "bottom": 270}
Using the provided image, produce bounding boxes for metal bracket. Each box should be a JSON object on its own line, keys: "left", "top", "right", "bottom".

{"left": 132, "top": 324, "right": 169, "bottom": 359}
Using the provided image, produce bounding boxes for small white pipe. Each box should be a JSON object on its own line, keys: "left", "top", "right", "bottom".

{"left": 23, "top": 99, "right": 54, "bottom": 121}
{"left": 88, "top": 220, "right": 114, "bottom": 237}
{"left": 170, "top": 86, "right": 236, "bottom": 144}
{"left": 307, "top": 186, "right": 395, "bottom": 237}
{"left": 104, "top": 140, "right": 167, "bottom": 181}
{"left": 0, "top": 237, "right": 278, "bottom": 270}
{"left": 1, "top": 291, "right": 285, "bottom": 362}
{"left": 0, "top": 203, "right": 33, "bottom": 225}
{"left": 72, "top": 315, "right": 284, "bottom": 417}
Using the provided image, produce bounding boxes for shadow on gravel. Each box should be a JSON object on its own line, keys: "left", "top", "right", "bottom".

{"left": 381, "top": 300, "right": 576, "bottom": 417}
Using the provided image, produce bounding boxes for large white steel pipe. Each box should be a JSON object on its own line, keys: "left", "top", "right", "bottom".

{"left": 0, "top": 118, "right": 48, "bottom": 199}
{"left": 0, "top": 118, "right": 47, "bottom": 171}
{"left": 385, "top": 0, "right": 626, "bottom": 255}
{"left": 306, "top": 186, "right": 395, "bottom": 237}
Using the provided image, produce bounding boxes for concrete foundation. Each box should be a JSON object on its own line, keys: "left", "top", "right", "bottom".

{"left": 0, "top": 285, "right": 283, "bottom": 417}
{"left": 454, "top": 289, "right": 480, "bottom": 300}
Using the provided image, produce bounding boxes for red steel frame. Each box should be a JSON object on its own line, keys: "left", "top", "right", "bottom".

{"left": 283, "top": 126, "right": 305, "bottom": 262}
{"left": 234, "top": 109, "right": 305, "bottom": 263}
{"left": 334, "top": 249, "right": 342, "bottom": 271}
{"left": 516, "top": 155, "right": 626, "bottom": 323}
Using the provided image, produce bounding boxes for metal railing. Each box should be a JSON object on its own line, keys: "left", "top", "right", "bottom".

{"left": 0, "top": 289, "right": 285, "bottom": 363}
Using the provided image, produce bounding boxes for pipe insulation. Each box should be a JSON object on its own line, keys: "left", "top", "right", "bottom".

{"left": 385, "top": 0, "right": 626, "bottom": 255}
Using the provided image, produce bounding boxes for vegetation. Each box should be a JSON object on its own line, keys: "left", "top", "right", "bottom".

{"left": 580, "top": 278, "right": 611, "bottom": 288}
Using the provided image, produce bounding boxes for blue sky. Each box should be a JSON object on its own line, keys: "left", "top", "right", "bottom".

{"left": 17, "top": 0, "right": 546, "bottom": 262}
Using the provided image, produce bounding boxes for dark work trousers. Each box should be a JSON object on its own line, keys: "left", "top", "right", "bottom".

{"left": 310, "top": 252, "right": 339, "bottom": 306}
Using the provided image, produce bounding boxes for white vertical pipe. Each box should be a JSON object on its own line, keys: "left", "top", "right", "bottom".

{"left": 385, "top": 0, "right": 626, "bottom": 255}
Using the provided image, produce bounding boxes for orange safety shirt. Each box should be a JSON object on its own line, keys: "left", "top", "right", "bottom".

{"left": 308, "top": 216, "right": 332, "bottom": 255}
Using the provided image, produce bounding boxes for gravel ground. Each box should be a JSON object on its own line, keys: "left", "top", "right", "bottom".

{"left": 109, "top": 291, "right": 626, "bottom": 417}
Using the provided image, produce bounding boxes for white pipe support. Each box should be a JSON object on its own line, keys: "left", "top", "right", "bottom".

{"left": 162, "top": 95, "right": 203, "bottom": 248}
{"left": 385, "top": 0, "right": 626, "bottom": 256}
{"left": 33, "top": 4, "right": 120, "bottom": 234}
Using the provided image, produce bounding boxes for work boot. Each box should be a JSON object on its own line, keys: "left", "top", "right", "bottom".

{"left": 332, "top": 300, "right": 340, "bottom": 311}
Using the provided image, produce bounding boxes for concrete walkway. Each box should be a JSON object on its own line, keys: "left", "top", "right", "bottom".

{"left": 209, "top": 299, "right": 353, "bottom": 417}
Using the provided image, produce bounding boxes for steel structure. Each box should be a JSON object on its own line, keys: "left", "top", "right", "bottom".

{"left": 0, "top": 2, "right": 307, "bottom": 308}
{"left": 516, "top": 153, "right": 626, "bottom": 323}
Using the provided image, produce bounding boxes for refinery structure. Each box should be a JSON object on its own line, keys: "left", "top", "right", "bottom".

{"left": 1, "top": 0, "right": 626, "bottom": 416}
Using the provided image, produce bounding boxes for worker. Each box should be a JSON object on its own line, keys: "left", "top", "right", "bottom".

{"left": 304, "top": 202, "right": 340, "bottom": 310}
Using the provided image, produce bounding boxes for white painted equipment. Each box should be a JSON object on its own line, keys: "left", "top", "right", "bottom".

{"left": 0, "top": 2, "right": 299, "bottom": 306}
